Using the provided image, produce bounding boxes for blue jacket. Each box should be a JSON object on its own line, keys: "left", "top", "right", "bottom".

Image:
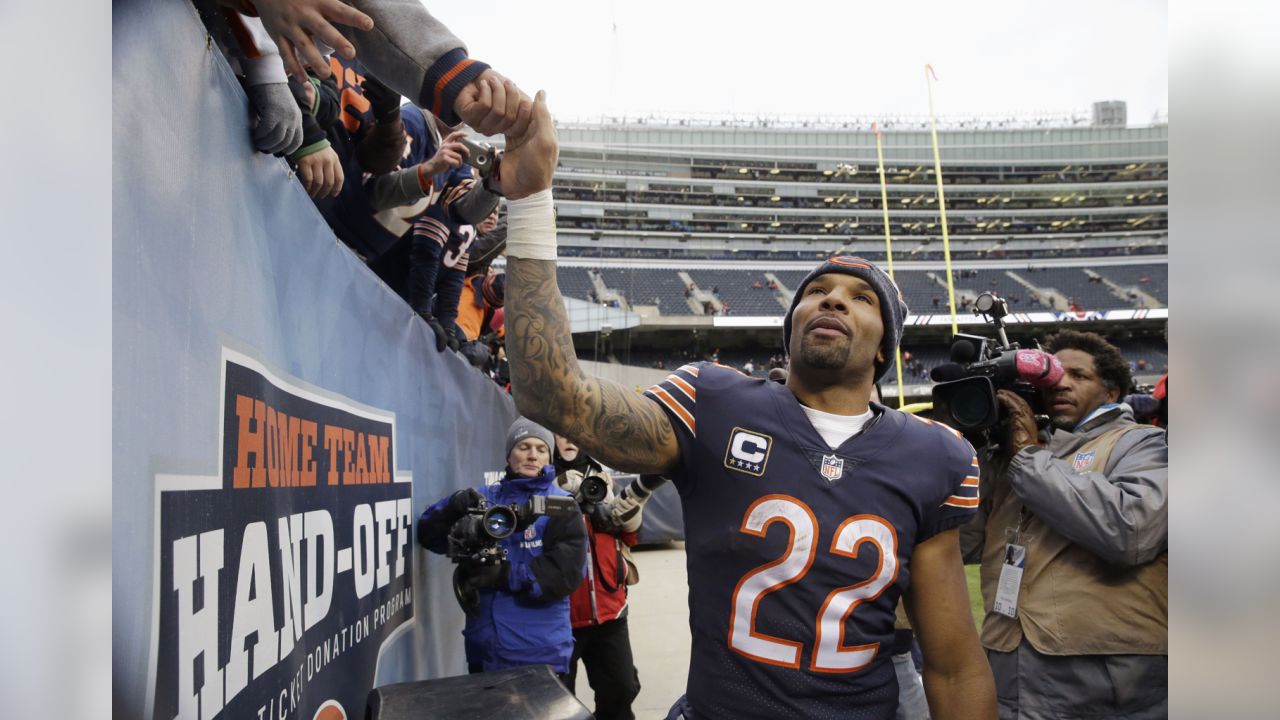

{"left": 419, "top": 466, "right": 587, "bottom": 673}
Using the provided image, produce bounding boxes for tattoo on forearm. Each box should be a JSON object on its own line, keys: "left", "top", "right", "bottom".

{"left": 506, "top": 258, "right": 678, "bottom": 472}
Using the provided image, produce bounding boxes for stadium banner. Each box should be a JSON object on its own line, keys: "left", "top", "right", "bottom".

{"left": 113, "top": 1, "right": 516, "bottom": 719}
{"left": 149, "top": 349, "right": 414, "bottom": 720}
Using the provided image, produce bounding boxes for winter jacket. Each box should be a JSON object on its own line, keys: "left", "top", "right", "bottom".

{"left": 418, "top": 466, "right": 587, "bottom": 673}
{"left": 962, "top": 404, "right": 1168, "bottom": 655}
{"left": 555, "top": 461, "right": 638, "bottom": 628}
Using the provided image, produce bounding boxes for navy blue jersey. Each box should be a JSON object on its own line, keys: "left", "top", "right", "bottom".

{"left": 645, "top": 362, "right": 979, "bottom": 719}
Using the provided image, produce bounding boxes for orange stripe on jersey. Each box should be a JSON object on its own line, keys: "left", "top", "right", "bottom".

{"left": 650, "top": 387, "right": 695, "bottom": 435}
{"left": 676, "top": 364, "right": 701, "bottom": 378}
{"left": 668, "top": 375, "right": 697, "bottom": 402}
{"left": 961, "top": 475, "right": 979, "bottom": 488}
{"left": 943, "top": 496, "right": 980, "bottom": 508}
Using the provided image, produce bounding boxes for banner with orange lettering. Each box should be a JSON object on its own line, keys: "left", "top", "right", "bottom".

{"left": 149, "top": 349, "right": 413, "bottom": 720}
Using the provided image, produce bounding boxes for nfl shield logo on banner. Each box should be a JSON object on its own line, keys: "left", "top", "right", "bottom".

{"left": 1073, "top": 451, "right": 1097, "bottom": 472}
{"left": 820, "top": 454, "right": 845, "bottom": 482}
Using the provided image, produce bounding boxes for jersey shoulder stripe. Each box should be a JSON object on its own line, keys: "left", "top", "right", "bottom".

{"left": 943, "top": 454, "right": 981, "bottom": 508}
{"left": 643, "top": 363, "right": 703, "bottom": 437}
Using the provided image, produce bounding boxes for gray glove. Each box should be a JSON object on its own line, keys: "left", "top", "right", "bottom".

{"left": 248, "top": 82, "right": 303, "bottom": 155}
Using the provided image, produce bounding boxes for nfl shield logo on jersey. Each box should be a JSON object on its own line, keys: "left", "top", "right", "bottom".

{"left": 1072, "top": 451, "right": 1097, "bottom": 472}
{"left": 820, "top": 454, "right": 845, "bottom": 482}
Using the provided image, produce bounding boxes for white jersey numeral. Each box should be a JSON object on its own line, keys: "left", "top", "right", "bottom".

{"left": 811, "top": 515, "right": 898, "bottom": 672}
{"left": 728, "top": 495, "right": 818, "bottom": 668}
{"left": 727, "top": 496, "right": 899, "bottom": 674}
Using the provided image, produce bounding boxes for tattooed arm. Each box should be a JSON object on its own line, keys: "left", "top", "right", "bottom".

{"left": 499, "top": 92, "right": 680, "bottom": 474}
{"left": 504, "top": 257, "right": 680, "bottom": 473}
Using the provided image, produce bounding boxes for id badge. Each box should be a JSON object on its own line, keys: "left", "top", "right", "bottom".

{"left": 993, "top": 543, "right": 1026, "bottom": 619}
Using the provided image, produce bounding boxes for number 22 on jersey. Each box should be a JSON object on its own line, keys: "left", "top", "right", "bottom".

{"left": 728, "top": 494, "right": 899, "bottom": 673}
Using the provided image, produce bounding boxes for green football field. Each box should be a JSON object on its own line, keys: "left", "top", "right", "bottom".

{"left": 964, "top": 564, "right": 984, "bottom": 629}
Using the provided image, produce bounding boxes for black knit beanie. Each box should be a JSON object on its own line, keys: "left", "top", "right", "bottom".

{"left": 782, "top": 256, "right": 909, "bottom": 382}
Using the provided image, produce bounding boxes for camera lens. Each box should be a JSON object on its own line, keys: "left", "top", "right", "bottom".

{"left": 951, "top": 383, "right": 993, "bottom": 427}
{"left": 481, "top": 506, "right": 517, "bottom": 539}
{"left": 578, "top": 475, "right": 608, "bottom": 504}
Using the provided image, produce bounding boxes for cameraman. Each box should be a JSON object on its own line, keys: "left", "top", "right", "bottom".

{"left": 963, "top": 330, "right": 1168, "bottom": 719}
{"left": 417, "top": 418, "right": 587, "bottom": 677}
{"left": 552, "top": 435, "right": 643, "bottom": 720}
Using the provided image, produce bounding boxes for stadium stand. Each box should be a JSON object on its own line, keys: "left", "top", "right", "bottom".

{"left": 686, "top": 269, "right": 787, "bottom": 315}
{"left": 594, "top": 267, "right": 697, "bottom": 313}
{"left": 1095, "top": 264, "right": 1168, "bottom": 305}
{"left": 556, "top": 266, "right": 598, "bottom": 302}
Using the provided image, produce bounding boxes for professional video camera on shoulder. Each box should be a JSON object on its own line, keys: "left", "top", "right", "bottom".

{"left": 447, "top": 491, "right": 578, "bottom": 614}
{"left": 930, "top": 292, "right": 1063, "bottom": 450}
{"left": 446, "top": 493, "right": 579, "bottom": 565}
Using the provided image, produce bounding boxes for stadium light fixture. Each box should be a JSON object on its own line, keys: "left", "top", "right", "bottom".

{"left": 770, "top": 167, "right": 781, "bottom": 175}
{"left": 738, "top": 167, "right": 750, "bottom": 174}
{"left": 770, "top": 221, "right": 781, "bottom": 228}
{"left": 770, "top": 196, "right": 781, "bottom": 202}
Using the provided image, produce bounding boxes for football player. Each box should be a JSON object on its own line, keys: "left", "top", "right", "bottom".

{"left": 494, "top": 92, "right": 996, "bottom": 720}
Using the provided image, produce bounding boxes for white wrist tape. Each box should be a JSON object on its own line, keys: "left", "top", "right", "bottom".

{"left": 505, "top": 188, "right": 558, "bottom": 260}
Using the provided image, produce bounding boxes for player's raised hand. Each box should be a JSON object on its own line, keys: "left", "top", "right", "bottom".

{"left": 455, "top": 70, "right": 533, "bottom": 136}
{"left": 244, "top": 0, "right": 374, "bottom": 80}
{"left": 498, "top": 90, "right": 556, "bottom": 200}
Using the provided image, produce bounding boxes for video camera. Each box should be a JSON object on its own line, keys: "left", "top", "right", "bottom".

{"left": 448, "top": 493, "right": 578, "bottom": 615}
{"left": 930, "top": 292, "right": 1063, "bottom": 449}
{"left": 446, "top": 493, "right": 579, "bottom": 565}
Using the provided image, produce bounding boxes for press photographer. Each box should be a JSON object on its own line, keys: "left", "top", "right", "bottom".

{"left": 552, "top": 436, "right": 649, "bottom": 720}
{"left": 417, "top": 418, "right": 587, "bottom": 677}
{"left": 953, "top": 325, "right": 1169, "bottom": 720}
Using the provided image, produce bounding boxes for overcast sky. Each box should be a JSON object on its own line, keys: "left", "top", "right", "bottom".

{"left": 431, "top": 0, "right": 1167, "bottom": 125}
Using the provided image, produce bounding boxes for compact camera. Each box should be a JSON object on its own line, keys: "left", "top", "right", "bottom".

{"left": 460, "top": 137, "right": 503, "bottom": 194}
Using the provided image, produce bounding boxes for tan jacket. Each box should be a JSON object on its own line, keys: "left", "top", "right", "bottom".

{"left": 969, "top": 405, "right": 1168, "bottom": 655}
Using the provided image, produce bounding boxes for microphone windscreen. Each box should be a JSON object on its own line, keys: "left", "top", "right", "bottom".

{"left": 930, "top": 363, "right": 968, "bottom": 382}
{"left": 1014, "top": 349, "right": 1065, "bottom": 388}
{"left": 950, "top": 339, "right": 978, "bottom": 364}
